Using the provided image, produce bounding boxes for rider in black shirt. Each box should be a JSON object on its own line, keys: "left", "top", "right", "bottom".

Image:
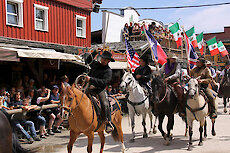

{"left": 85, "top": 49, "right": 115, "bottom": 133}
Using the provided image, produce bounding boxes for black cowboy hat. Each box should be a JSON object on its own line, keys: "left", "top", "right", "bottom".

{"left": 197, "top": 58, "right": 206, "bottom": 64}
{"left": 100, "top": 51, "right": 115, "bottom": 62}
{"left": 140, "top": 55, "right": 149, "bottom": 64}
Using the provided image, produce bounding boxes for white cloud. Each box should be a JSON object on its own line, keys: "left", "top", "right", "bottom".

{"left": 177, "top": 5, "right": 230, "bottom": 33}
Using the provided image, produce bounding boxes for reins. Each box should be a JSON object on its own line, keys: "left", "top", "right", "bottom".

{"left": 158, "top": 82, "right": 168, "bottom": 104}
{"left": 186, "top": 88, "right": 208, "bottom": 121}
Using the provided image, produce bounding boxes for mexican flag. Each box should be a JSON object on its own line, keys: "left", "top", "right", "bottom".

{"left": 186, "top": 26, "right": 198, "bottom": 48}
{"left": 169, "top": 22, "right": 182, "bottom": 48}
{"left": 196, "top": 32, "right": 204, "bottom": 55}
{"left": 218, "top": 41, "right": 229, "bottom": 57}
{"left": 206, "top": 37, "right": 219, "bottom": 56}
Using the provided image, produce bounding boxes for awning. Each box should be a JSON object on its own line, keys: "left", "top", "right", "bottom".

{"left": 0, "top": 47, "right": 84, "bottom": 65}
{"left": 109, "top": 62, "right": 128, "bottom": 69}
{"left": 109, "top": 61, "right": 157, "bottom": 71}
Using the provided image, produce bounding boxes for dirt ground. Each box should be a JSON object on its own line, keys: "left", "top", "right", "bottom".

{"left": 23, "top": 97, "right": 230, "bottom": 153}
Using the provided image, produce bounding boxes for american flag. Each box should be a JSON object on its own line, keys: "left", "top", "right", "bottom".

{"left": 125, "top": 39, "right": 140, "bottom": 73}
{"left": 184, "top": 32, "right": 198, "bottom": 69}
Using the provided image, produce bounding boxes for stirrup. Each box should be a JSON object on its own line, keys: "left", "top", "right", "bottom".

{"left": 105, "top": 122, "right": 114, "bottom": 134}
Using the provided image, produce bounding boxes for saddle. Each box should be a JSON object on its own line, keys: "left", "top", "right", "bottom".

{"left": 87, "top": 93, "right": 120, "bottom": 122}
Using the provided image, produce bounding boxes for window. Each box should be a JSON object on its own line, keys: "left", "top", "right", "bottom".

{"left": 76, "top": 15, "right": 86, "bottom": 38}
{"left": 6, "top": 0, "right": 23, "bottom": 27}
{"left": 34, "top": 4, "right": 48, "bottom": 31}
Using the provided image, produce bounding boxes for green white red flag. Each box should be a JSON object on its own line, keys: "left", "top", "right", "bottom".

{"left": 218, "top": 41, "right": 229, "bottom": 57}
{"left": 185, "top": 26, "right": 198, "bottom": 48}
{"left": 196, "top": 32, "right": 204, "bottom": 55}
{"left": 169, "top": 22, "right": 182, "bottom": 48}
{"left": 206, "top": 37, "right": 219, "bottom": 56}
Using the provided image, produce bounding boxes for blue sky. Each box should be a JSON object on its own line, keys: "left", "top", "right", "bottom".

{"left": 91, "top": 0, "right": 230, "bottom": 33}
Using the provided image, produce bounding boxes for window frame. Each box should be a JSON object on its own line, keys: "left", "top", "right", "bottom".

{"left": 76, "top": 15, "right": 86, "bottom": 38}
{"left": 34, "top": 4, "right": 49, "bottom": 32}
{"left": 5, "top": 0, "right": 23, "bottom": 27}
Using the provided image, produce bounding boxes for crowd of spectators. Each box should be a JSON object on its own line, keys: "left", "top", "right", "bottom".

{"left": 123, "top": 21, "right": 173, "bottom": 41}
{"left": 0, "top": 74, "right": 68, "bottom": 144}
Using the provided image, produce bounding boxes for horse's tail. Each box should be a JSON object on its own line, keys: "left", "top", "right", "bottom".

{"left": 111, "top": 124, "right": 120, "bottom": 141}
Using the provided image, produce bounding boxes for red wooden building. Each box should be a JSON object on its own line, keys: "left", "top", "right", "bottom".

{"left": 0, "top": 0, "right": 93, "bottom": 48}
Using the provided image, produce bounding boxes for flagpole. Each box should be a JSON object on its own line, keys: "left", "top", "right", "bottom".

{"left": 143, "top": 28, "right": 160, "bottom": 74}
{"left": 182, "top": 26, "right": 191, "bottom": 76}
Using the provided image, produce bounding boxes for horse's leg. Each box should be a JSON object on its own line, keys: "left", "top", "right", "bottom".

{"left": 129, "top": 106, "right": 135, "bottom": 142}
{"left": 211, "top": 118, "right": 216, "bottom": 136}
{"left": 164, "top": 114, "right": 174, "bottom": 146}
{"left": 98, "top": 131, "right": 105, "bottom": 153}
{"left": 67, "top": 130, "right": 80, "bottom": 153}
{"left": 198, "top": 126, "right": 203, "bottom": 146}
{"left": 153, "top": 115, "right": 158, "bottom": 134}
{"left": 223, "top": 97, "right": 227, "bottom": 113}
{"left": 142, "top": 112, "right": 148, "bottom": 138}
{"left": 187, "top": 123, "right": 193, "bottom": 151}
{"left": 148, "top": 110, "right": 153, "bottom": 134}
{"left": 204, "top": 119, "right": 207, "bottom": 138}
{"left": 158, "top": 114, "right": 166, "bottom": 139}
{"left": 86, "top": 131, "right": 94, "bottom": 153}
{"left": 185, "top": 118, "right": 188, "bottom": 137}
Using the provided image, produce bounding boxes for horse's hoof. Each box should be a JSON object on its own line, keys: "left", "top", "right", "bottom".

{"left": 143, "top": 133, "right": 148, "bottom": 138}
{"left": 212, "top": 131, "right": 216, "bottom": 136}
{"left": 204, "top": 135, "right": 207, "bottom": 139}
{"left": 198, "top": 142, "right": 203, "bottom": 146}
{"left": 163, "top": 133, "right": 167, "bottom": 140}
{"left": 187, "top": 146, "right": 192, "bottom": 151}
{"left": 224, "top": 108, "right": 227, "bottom": 113}
{"left": 163, "top": 138, "right": 170, "bottom": 146}
{"left": 153, "top": 129, "right": 157, "bottom": 134}
{"left": 129, "top": 139, "right": 135, "bottom": 143}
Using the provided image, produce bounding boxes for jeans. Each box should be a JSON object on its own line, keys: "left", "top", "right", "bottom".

{"left": 14, "top": 120, "right": 37, "bottom": 140}
{"left": 35, "top": 115, "right": 46, "bottom": 126}
{"left": 99, "top": 90, "right": 111, "bottom": 122}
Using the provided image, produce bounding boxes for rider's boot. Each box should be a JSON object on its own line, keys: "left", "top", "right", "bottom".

{"left": 105, "top": 106, "right": 114, "bottom": 134}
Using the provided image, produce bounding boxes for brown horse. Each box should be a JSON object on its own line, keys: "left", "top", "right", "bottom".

{"left": 0, "top": 110, "right": 29, "bottom": 153}
{"left": 65, "top": 85, "right": 125, "bottom": 153}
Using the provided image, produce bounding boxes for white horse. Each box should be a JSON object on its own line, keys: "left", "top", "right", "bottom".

{"left": 120, "top": 71, "right": 156, "bottom": 142}
{"left": 186, "top": 78, "right": 209, "bottom": 151}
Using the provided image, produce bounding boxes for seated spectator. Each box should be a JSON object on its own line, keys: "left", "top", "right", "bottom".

{"left": 0, "top": 96, "right": 10, "bottom": 110}
{"left": 132, "top": 23, "right": 141, "bottom": 35}
{"left": 28, "top": 79, "right": 37, "bottom": 91}
{"left": 10, "top": 87, "right": 16, "bottom": 102}
{"left": 148, "top": 22, "right": 156, "bottom": 34}
{"left": 36, "top": 88, "right": 51, "bottom": 138}
{"left": 123, "top": 23, "right": 129, "bottom": 40}
{"left": 15, "top": 79, "right": 25, "bottom": 99}
{"left": 45, "top": 85, "right": 63, "bottom": 134}
{"left": 12, "top": 98, "right": 41, "bottom": 144}
{"left": 128, "top": 22, "right": 133, "bottom": 36}
{"left": 10, "top": 91, "right": 23, "bottom": 109}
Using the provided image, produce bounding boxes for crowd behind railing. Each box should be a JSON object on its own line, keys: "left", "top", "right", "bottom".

{"left": 0, "top": 74, "right": 70, "bottom": 144}
{"left": 123, "top": 21, "right": 173, "bottom": 41}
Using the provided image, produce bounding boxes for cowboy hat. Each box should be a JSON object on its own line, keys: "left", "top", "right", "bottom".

{"left": 167, "top": 53, "right": 177, "bottom": 59}
{"left": 100, "top": 51, "right": 115, "bottom": 62}
{"left": 206, "top": 61, "right": 212, "bottom": 65}
{"left": 197, "top": 58, "right": 206, "bottom": 64}
{"left": 140, "top": 55, "right": 150, "bottom": 64}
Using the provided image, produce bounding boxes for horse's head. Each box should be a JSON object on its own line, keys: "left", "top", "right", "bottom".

{"left": 187, "top": 78, "right": 199, "bottom": 98}
{"left": 151, "top": 76, "right": 164, "bottom": 102}
{"left": 120, "top": 71, "right": 134, "bottom": 92}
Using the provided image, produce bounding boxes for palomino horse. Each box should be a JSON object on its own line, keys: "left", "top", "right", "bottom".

{"left": 151, "top": 76, "right": 178, "bottom": 145}
{"left": 120, "top": 71, "right": 156, "bottom": 142}
{"left": 186, "top": 78, "right": 217, "bottom": 151}
{"left": 0, "top": 110, "right": 29, "bottom": 153}
{"left": 65, "top": 82, "right": 125, "bottom": 153}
